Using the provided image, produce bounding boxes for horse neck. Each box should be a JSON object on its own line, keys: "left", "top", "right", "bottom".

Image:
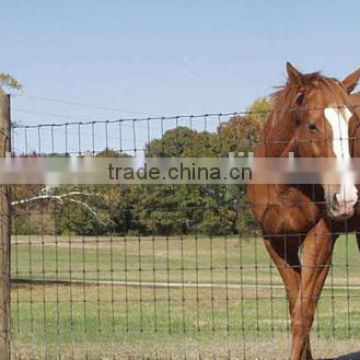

{"left": 349, "top": 110, "right": 360, "bottom": 157}
{"left": 350, "top": 92, "right": 360, "bottom": 108}
{"left": 255, "top": 111, "right": 295, "bottom": 157}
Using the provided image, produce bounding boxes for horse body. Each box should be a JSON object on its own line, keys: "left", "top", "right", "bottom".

{"left": 247, "top": 63, "right": 360, "bottom": 360}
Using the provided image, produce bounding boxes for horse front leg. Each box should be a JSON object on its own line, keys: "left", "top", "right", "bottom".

{"left": 263, "top": 235, "right": 313, "bottom": 359}
{"left": 356, "top": 232, "right": 360, "bottom": 252}
{"left": 290, "top": 220, "right": 334, "bottom": 360}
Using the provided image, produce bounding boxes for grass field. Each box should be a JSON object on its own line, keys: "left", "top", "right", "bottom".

{"left": 10, "top": 234, "right": 360, "bottom": 359}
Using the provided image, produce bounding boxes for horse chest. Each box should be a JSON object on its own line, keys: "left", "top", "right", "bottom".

{"left": 259, "top": 186, "right": 321, "bottom": 235}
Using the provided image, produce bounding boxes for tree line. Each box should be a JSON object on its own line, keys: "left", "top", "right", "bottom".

{"left": 12, "top": 99, "right": 270, "bottom": 236}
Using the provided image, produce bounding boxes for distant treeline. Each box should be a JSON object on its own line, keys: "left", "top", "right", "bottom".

{"left": 12, "top": 99, "right": 270, "bottom": 236}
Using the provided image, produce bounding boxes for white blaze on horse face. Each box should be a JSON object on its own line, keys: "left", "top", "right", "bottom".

{"left": 324, "top": 107, "right": 358, "bottom": 206}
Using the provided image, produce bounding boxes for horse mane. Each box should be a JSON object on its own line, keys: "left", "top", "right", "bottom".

{"left": 271, "top": 71, "right": 350, "bottom": 115}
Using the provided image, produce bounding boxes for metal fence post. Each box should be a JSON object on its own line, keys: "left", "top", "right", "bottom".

{"left": 0, "top": 94, "right": 11, "bottom": 360}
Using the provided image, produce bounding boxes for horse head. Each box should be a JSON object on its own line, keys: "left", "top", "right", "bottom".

{"left": 274, "top": 62, "right": 360, "bottom": 220}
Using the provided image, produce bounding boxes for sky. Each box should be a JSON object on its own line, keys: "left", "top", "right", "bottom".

{"left": 2, "top": 0, "right": 360, "bottom": 151}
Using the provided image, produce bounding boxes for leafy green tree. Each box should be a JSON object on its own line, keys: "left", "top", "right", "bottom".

{"left": 217, "top": 97, "right": 271, "bottom": 154}
{"left": 56, "top": 149, "right": 134, "bottom": 235}
{"left": 12, "top": 98, "right": 268, "bottom": 237}
{"left": 214, "top": 98, "right": 272, "bottom": 234}
{"left": 146, "top": 126, "right": 220, "bottom": 157}
{"left": 141, "top": 127, "right": 236, "bottom": 235}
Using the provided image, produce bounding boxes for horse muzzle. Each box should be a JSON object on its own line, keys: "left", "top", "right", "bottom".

{"left": 328, "top": 200, "right": 356, "bottom": 220}
{"left": 327, "top": 185, "right": 358, "bottom": 221}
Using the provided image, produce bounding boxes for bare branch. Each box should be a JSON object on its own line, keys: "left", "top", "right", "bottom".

{"left": 66, "top": 198, "right": 108, "bottom": 226}
{"left": 12, "top": 191, "right": 108, "bottom": 226}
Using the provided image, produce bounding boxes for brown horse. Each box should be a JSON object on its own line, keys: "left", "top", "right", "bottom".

{"left": 351, "top": 91, "right": 360, "bottom": 108}
{"left": 247, "top": 62, "right": 360, "bottom": 360}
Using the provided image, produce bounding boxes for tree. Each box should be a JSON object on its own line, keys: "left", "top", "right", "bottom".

{"left": 11, "top": 98, "right": 268, "bottom": 237}
{"left": 142, "top": 127, "right": 239, "bottom": 235}
{"left": 56, "top": 149, "right": 134, "bottom": 235}
{"left": 215, "top": 98, "right": 272, "bottom": 234}
{"left": 0, "top": 73, "right": 22, "bottom": 94}
{"left": 217, "top": 97, "right": 271, "bottom": 154}
{"left": 146, "top": 126, "right": 220, "bottom": 157}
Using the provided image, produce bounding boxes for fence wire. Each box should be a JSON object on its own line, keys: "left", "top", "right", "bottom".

{"left": 9, "top": 110, "right": 360, "bottom": 359}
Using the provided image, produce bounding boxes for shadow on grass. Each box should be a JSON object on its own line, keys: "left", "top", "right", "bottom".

{"left": 320, "top": 350, "right": 360, "bottom": 360}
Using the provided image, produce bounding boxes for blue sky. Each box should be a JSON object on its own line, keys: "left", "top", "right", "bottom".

{"left": 2, "top": 0, "right": 360, "bottom": 130}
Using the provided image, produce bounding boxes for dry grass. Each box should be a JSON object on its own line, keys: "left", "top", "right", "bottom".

{"left": 10, "top": 234, "right": 360, "bottom": 359}
{"left": 11, "top": 336, "right": 360, "bottom": 359}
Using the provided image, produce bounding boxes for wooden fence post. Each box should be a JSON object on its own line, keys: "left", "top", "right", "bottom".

{"left": 0, "top": 94, "right": 11, "bottom": 360}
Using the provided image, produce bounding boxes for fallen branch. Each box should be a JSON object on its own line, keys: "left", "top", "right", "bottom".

{"left": 11, "top": 190, "right": 108, "bottom": 226}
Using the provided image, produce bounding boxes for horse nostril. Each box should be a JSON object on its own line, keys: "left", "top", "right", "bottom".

{"left": 332, "top": 193, "right": 339, "bottom": 207}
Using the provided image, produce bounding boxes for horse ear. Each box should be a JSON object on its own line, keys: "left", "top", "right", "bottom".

{"left": 342, "top": 66, "right": 360, "bottom": 94}
{"left": 286, "top": 62, "right": 303, "bottom": 85}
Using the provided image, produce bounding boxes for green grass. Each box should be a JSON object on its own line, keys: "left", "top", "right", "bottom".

{"left": 10, "top": 234, "right": 360, "bottom": 359}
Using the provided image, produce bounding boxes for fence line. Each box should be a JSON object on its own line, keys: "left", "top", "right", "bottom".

{"left": 11, "top": 278, "right": 360, "bottom": 291}
{"left": 8, "top": 102, "right": 360, "bottom": 359}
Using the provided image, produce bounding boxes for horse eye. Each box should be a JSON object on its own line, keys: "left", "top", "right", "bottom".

{"left": 308, "top": 123, "right": 318, "bottom": 131}
{"left": 296, "top": 91, "right": 306, "bottom": 106}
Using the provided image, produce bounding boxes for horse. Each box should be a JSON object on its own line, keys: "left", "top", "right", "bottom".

{"left": 351, "top": 91, "right": 360, "bottom": 108}
{"left": 247, "top": 62, "right": 360, "bottom": 360}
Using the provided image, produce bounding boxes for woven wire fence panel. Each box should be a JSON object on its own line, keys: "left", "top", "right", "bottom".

{"left": 9, "top": 111, "right": 360, "bottom": 359}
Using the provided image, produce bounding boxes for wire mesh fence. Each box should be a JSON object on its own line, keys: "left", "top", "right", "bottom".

{"left": 8, "top": 109, "right": 360, "bottom": 359}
